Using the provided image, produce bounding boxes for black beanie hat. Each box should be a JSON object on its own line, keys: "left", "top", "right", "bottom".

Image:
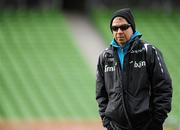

{"left": 110, "top": 8, "right": 136, "bottom": 33}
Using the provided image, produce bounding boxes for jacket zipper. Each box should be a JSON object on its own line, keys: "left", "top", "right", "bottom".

{"left": 121, "top": 38, "right": 141, "bottom": 130}
{"left": 121, "top": 59, "right": 133, "bottom": 130}
{"left": 114, "top": 48, "right": 133, "bottom": 130}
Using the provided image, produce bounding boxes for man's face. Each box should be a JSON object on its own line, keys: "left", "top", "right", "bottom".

{"left": 111, "top": 17, "right": 133, "bottom": 46}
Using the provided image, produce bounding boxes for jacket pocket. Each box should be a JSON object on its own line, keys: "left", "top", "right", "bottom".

{"left": 143, "top": 119, "right": 163, "bottom": 130}
{"left": 105, "top": 94, "right": 128, "bottom": 127}
{"left": 126, "top": 92, "right": 151, "bottom": 127}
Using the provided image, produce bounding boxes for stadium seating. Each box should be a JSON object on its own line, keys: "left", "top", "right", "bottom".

{"left": 0, "top": 10, "right": 98, "bottom": 120}
{"left": 1, "top": 9, "right": 179, "bottom": 129}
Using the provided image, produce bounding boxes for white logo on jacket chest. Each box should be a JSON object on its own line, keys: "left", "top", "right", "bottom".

{"left": 134, "top": 61, "right": 146, "bottom": 68}
{"left": 105, "top": 65, "right": 115, "bottom": 72}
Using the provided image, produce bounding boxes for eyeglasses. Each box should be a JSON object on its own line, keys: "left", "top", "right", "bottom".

{"left": 111, "top": 24, "right": 131, "bottom": 32}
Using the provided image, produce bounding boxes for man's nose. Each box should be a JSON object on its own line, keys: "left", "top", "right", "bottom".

{"left": 117, "top": 28, "right": 123, "bottom": 33}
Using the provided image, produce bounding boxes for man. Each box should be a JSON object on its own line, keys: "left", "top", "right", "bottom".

{"left": 96, "top": 8, "right": 172, "bottom": 130}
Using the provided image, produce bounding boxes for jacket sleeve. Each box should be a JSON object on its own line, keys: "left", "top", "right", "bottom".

{"left": 96, "top": 53, "right": 109, "bottom": 126}
{"left": 149, "top": 47, "right": 172, "bottom": 124}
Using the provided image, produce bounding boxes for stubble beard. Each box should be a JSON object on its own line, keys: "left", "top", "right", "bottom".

{"left": 117, "top": 37, "right": 126, "bottom": 46}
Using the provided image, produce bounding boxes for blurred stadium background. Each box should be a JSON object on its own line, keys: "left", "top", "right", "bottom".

{"left": 0, "top": 0, "right": 180, "bottom": 130}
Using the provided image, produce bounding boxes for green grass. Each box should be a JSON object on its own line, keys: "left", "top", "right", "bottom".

{"left": 90, "top": 8, "right": 180, "bottom": 123}
{"left": 0, "top": 10, "right": 98, "bottom": 120}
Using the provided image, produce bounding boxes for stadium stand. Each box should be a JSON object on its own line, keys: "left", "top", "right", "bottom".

{"left": 0, "top": 10, "right": 98, "bottom": 121}
{"left": 0, "top": 8, "right": 180, "bottom": 130}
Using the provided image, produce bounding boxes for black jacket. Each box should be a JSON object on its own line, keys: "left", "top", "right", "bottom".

{"left": 96, "top": 39, "right": 172, "bottom": 130}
